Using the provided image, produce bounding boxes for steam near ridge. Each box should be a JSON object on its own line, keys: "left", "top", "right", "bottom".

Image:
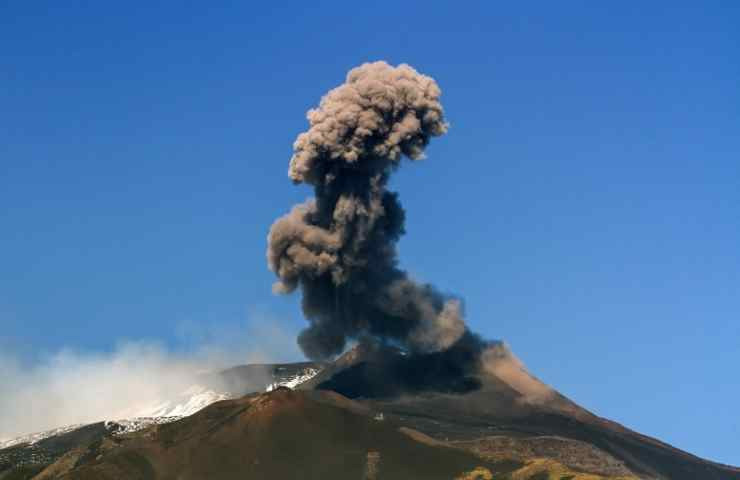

{"left": 0, "top": 318, "right": 299, "bottom": 442}
{"left": 0, "top": 343, "right": 212, "bottom": 441}
{"left": 267, "top": 61, "right": 470, "bottom": 360}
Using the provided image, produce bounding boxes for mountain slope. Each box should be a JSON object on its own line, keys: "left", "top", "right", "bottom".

{"left": 309, "top": 345, "right": 740, "bottom": 480}
{"left": 3, "top": 350, "right": 738, "bottom": 479}
{"left": 0, "top": 363, "right": 321, "bottom": 479}
{"left": 55, "top": 388, "right": 518, "bottom": 480}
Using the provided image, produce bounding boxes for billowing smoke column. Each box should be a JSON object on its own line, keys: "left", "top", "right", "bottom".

{"left": 267, "top": 61, "right": 477, "bottom": 365}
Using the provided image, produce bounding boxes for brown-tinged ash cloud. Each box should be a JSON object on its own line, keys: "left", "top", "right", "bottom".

{"left": 267, "top": 61, "right": 472, "bottom": 361}
{"left": 481, "top": 343, "right": 556, "bottom": 405}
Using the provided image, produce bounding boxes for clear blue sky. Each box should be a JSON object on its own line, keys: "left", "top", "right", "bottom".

{"left": 1, "top": 1, "right": 738, "bottom": 465}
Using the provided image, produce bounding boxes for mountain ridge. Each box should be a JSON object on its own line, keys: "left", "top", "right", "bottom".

{"left": 2, "top": 347, "right": 737, "bottom": 479}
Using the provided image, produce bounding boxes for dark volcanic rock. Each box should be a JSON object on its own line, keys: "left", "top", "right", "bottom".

{"left": 61, "top": 389, "right": 509, "bottom": 480}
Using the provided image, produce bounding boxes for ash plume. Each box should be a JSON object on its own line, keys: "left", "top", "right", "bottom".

{"left": 481, "top": 343, "right": 556, "bottom": 405}
{"left": 267, "top": 61, "right": 479, "bottom": 364}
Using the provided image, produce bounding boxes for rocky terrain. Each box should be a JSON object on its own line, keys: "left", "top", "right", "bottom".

{"left": 1, "top": 348, "right": 738, "bottom": 479}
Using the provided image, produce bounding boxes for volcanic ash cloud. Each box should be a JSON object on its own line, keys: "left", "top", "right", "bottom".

{"left": 267, "top": 61, "right": 469, "bottom": 360}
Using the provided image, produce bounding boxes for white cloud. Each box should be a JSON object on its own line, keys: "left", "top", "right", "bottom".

{"left": 0, "top": 314, "right": 302, "bottom": 441}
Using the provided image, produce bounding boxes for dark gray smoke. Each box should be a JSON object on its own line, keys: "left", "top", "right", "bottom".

{"left": 267, "top": 61, "right": 473, "bottom": 362}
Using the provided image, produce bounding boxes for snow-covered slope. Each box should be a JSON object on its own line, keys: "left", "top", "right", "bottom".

{"left": 115, "top": 385, "right": 230, "bottom": 420}
{"left": 103, "top": 386, "right": 232, "bottom": 436}
{"left": 0, "top": 424, "right": 85, "bottom": 449}
{"left": 266, "top": 367, "right": 320, "bottom": 392}
{"left": 140, "top": 386, "right": 229, "bottom": 417}
{"left": 0, "top": 365, "right": 322, "bottom": 448}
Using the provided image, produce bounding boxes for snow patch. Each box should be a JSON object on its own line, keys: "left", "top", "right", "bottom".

{"left": 131, "top": 386, "right": 230, "bottom": 418}
{"left": 0, "top": 424, "right": 86, "bottom": 449}
{"left": 265, "top": 368, "right": 320, "bottom": 392}
{"left": 105, "top": 417, "right": 181, "bottom": 435}
{"left": 1, "top": 367, "right": 324, "bottom": 445}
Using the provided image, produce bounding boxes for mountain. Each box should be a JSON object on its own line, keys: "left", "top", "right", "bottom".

{"left": 1, "top": 347, "right": 738, "bottom": 480}
{"left": 0, "top": 363, "right": 321, "bottom": 479}
{"left": 306, "top": 344, "right": 740, "bottom": 479}
{"left": 45, "top": 388, "right": 523, "bottom": 480}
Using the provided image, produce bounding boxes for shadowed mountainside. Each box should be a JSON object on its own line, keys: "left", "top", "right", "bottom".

{"left": 47, "top": 388, "right": 518, "bottom": 480}
{"left": 306, "top": 345, "right": 740, "bottom": 480}
{"left": 3, "top": 348, "right": 738, "bottom": 480}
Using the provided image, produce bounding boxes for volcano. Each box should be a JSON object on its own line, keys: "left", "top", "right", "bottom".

{"left": 4, "top": 346, "right": 738, "bottom": 480}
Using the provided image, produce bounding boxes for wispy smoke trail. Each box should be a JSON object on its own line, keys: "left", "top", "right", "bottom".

{"left": 267, "top": 61, "right": 470, "bottom": 360}
{"left": 0, "top": 317, "right": 298, "bottom": 441}
{"left": 0, "top": 342, "right": 217, "bottom": 441}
